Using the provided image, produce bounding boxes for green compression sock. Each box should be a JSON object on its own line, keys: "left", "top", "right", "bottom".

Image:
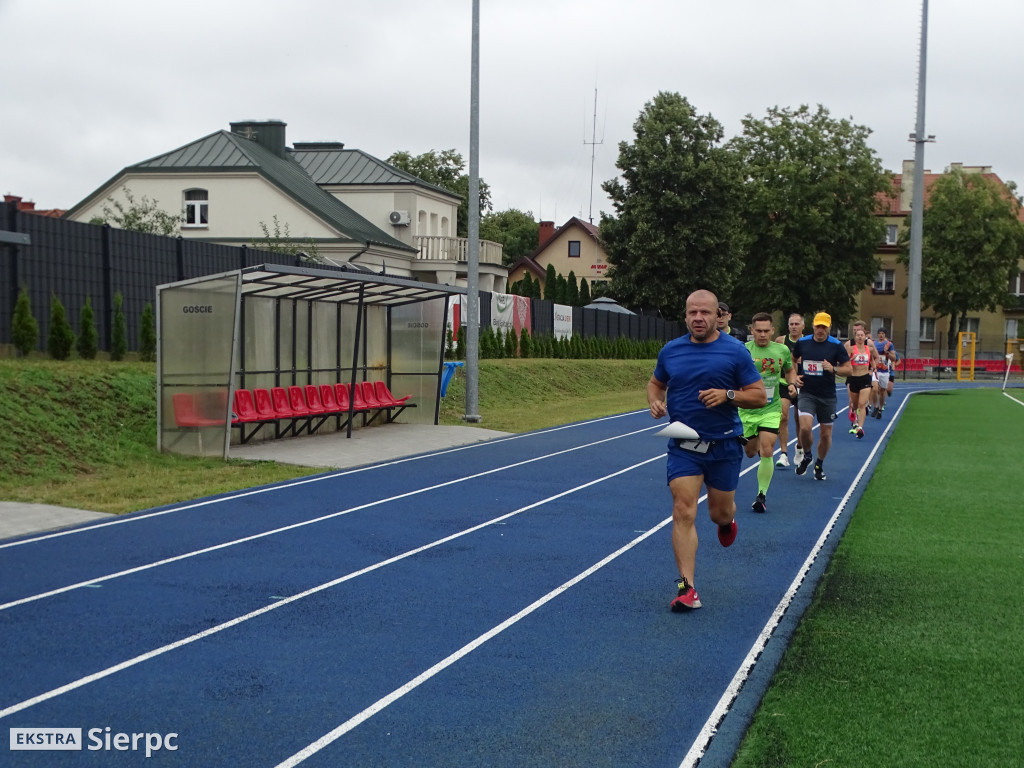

{"left": 757, "top": 456, "right": 774, "bottom": 494}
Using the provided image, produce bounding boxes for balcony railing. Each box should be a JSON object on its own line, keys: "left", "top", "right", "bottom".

{"left": 414, "top": 235, "right": 503, "bottom": 266}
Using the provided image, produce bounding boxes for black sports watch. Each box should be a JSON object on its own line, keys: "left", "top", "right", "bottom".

{"left": 726, "top": 389, "right": 736, "bottom": 401}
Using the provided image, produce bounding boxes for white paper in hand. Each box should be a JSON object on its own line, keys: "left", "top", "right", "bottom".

{"left": 655, "top": 421, "right": 700, "bottom": 440}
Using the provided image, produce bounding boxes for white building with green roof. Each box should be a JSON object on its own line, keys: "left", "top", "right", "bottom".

{"left": 65, "top": 120, "right": 507, "bottom": 290}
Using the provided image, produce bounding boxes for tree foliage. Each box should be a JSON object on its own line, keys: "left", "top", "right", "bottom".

{"left": 387, "top": 149, "right": 492, "bottom": 237}
{"left": 480, "top": 208, "right": 539, "bottom": 265}
{"left": 728, "top": 105, "right": 890, "bottom": 324}
{"left": 899, "top": 167, "right": 1024, "bottom": 350}
{"left": 91, "top": 186, "right": 183, "bottom": 236}
{"left": 12, "top": 285, "right": 39, "bottom": 357}
{"left": 253, "top": 215, "right": 322, "bottom": 263}
{"left": 600, "top": 92, "right": 748, "bottom": 320}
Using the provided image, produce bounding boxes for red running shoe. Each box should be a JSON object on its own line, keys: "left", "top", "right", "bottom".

{"left": 718, "top": 520, "right": 738, "bottom": 547}
{"left": 670, "top": 578, "right": 702, "bottom": 611}
{"left": 848, "top": 409, "right": 857, "bottom": 423}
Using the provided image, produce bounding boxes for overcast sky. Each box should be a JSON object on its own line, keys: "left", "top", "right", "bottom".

{"left": 2, "top": 0, "right": 1021, "bottom": 224}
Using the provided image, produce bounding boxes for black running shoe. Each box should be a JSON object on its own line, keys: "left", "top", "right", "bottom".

{"left": 795, "top": 454, "right": 812, "bottom": 476}
{"left": 814, "top": 464, "right": 826, "bottom": 481}
{"left": 752, "top": 492, "right": 767, "bottom": 513}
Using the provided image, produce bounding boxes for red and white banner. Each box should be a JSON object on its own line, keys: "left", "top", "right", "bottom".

{"left": 491, "top": 293, "right": 531, "bottom": 335}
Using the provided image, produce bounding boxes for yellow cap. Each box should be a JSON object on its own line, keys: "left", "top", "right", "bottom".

{"left": 812, "top": 312, "right": 831, "bottom": 327}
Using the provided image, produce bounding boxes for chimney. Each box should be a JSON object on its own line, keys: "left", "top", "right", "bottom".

{"left": 538, "top": 221, "right": 556, "bottom": 247}
{"left": 230, "top": 120, "right": 288, "bottom": 157}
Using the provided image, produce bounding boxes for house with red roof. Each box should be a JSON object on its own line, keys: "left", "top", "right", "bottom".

{"left": 856, "top": 160, "right": 1024, "bottom": 354}
{"left": 506, "top": 216, "right": 608, "bottom": 296}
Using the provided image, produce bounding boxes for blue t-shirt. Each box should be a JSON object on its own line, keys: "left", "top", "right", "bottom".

{"left": 793, "top": 334, "right": 850, "bottom": 398}
{"left": 874, "top": 338, "right": 895, "bottom": 370}
{"left": 653, "top": 333, "right": 762, "bottom": 440}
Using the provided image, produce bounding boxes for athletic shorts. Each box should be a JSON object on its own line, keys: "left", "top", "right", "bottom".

{"left": 740, "top": 409, "right": 781, "bottom": 439}
{"left": 780, "top": 386, "right": 798, "bottom": 404}
{"left": 666, "top": 438, "right": 743, "bottom": 492}
{"left": 847, "top": 373, "right": 872, "bottom": 394}
{"left": 797, "top": 392, "right": 837, "bottom": 424}
{"left": 875, "top": 369, "right": 890, "bottom": 387}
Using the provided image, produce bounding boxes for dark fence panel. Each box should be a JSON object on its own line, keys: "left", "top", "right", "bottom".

{"left": 2, "top": 203, "right": 682, "bottom": 355}
{"left": 0, "top": 203, "right": 301, "bottom": 353}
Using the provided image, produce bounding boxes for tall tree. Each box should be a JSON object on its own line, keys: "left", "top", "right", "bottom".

{"left": 898, "top": 167, "right": 1024, "bottom": 355}
{"left": 600, "top": 92, "right": 747, "bottom": 321}
{"left": 387, "top": 149, "right": 492, "bottom": 237}
{"left": 729, "top": 105, "right": 890, "bottom": 323}
{"left": 480, "top": 209, "right": 539, "bottom": 265}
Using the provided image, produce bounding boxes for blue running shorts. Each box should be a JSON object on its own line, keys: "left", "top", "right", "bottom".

{"left": 666, "top": 438, "right": 743, "bottom": 492}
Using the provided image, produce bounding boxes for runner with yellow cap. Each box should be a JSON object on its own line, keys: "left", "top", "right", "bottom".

{"left": 791, "top": 311, "right": 853, "bottom": 480}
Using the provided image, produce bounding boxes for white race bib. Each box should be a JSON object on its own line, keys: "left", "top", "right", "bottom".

{"left": 803, "top": 360, "right": 825, "bottom": 376}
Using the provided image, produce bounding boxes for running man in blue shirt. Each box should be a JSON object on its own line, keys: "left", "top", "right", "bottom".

{"left": 647, "top": 290, "right": 767, "bottom": 612}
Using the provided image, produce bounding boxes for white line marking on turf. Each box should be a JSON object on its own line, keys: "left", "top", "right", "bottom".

{"left": 0, "top": 425, "right": 660, "bottom": 612}
{"left": 1002, "top": 390, "right": 1024, "bottom": 407}
{"left": 0, "top": 411, "right": 651, "bottom": 550}
{"left": 272, "top": 454, "right": 769, "bottom": 766}
{"left": 679, "top": 391, "right": 923, "bottom": 768}
{"left": 0, "top": 455, "right": 664, "bottom": 722}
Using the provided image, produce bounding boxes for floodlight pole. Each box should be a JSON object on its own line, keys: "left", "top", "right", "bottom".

{"left": 905, "top": 0, "right": 932, "bottom": 361}
{"left": 464, "top": 0, "right": 482, "bottom": 423}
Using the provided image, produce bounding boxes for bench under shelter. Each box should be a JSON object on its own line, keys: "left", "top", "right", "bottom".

{"left": 157, "top": 263, "right": 465, "bottom": 459}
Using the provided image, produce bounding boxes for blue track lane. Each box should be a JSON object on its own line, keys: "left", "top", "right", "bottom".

{"left": 0, "top": 385, "right": 982, "bottom": 766}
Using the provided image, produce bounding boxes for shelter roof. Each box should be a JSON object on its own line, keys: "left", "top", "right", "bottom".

{"left": 174, "top": 262, "right": 465, "bottom": 308}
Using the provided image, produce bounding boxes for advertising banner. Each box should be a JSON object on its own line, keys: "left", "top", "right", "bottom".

{"left": 491, "top": 293, "right": 531, "bottom": 336}
{"left": 553, "top": 303, "right": 573, "bottom": 340}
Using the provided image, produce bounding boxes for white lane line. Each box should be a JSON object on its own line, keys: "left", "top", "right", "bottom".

{"left": 0, "top": 411, "right": 649, "bottom": 550}
{"left": 272, "top": 450, "right": 769, "bottom": 766}
{"left": 0, "top": 454, "right": 665, "bottom": 722}
{"left": 678, "top": 391, "right": 920, "bottom": 767}
{"left": 1, "top": 425, "right": 659, "bottom": 612}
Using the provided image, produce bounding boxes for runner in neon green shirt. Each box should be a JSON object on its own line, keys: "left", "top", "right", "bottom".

{"left": 741, "top": 312, "right": 797, "bottom": 513}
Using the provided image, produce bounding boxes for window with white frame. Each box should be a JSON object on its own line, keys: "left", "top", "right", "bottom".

{"left": 1009, "top": 270, "right": 1024, "bottom": 295}
{"left": 885, "top": 224, "right": 898, "bottom": 245}
{"left": 871, "top": 317, "right": 891, "bottom": 336}
{"left": 873, "top": 269, "right": 895, "bottom": 293}
{"left": 962, "top": 317, "right": 980, "bottom": 335}
{"left": 1006, "top": 319, "right": 1018, "bottom": 338}
{"left": 920, "top": 317, "right": 935, "bottom": 341}
{"left": 183, "top": 189, "right": 208, "bottom": 227}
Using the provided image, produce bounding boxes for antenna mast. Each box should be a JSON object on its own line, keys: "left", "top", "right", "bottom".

{"left": 584, "top": 88, "right": 603, "bottom": 224}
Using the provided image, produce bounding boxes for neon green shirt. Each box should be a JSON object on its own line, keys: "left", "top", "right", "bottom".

{"left": 743, "top": 340, "right": 793, "bottom": 417}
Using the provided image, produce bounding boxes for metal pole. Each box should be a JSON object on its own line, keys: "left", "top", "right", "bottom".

{"left": 905, "top": 0, "right": 931, "bottom": 361}
{"left": 464, "top": 0, "right": 482, "bottom": 423}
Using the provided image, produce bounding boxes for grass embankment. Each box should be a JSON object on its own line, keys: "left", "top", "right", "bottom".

{"left": 0, "top": 359, "right": 653, "bottom": 514}
{"left": 732, "top": 388, "right": 1024, "bottom": 767}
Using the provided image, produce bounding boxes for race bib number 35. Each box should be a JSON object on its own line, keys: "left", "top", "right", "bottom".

{"left": 803, "top": 360, "right": 825, "bottom": 376}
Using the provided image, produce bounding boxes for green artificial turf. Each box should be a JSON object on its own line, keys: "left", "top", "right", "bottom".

{"left": 732, "top": 388, "right": 1024, "bottom": 767}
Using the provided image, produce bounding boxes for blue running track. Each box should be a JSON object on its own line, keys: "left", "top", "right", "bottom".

{"left": 0, "top": 383, "right": 978, "bottom": 766}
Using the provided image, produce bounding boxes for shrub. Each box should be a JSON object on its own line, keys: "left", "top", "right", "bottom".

{"left": 11, "top": 285, "right": 39, "bottom": 357}
{"left": 47, "top": 294, "right": 75, "bottom": 360}
{"left": 111, "top": 292, "right": 128, "bottom": 361}
{"left": 139, "top": 302, "right": 156, "bottom": 362}
{"left": 76, "top": 296, "right": 99, "bottom": 359}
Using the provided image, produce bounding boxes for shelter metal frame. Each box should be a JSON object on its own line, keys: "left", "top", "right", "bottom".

{"left": 157, "top": 263, "right": 465, "bottom": 459}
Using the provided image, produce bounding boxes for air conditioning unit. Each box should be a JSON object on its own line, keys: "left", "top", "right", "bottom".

{"left": 389, "top": 210, "right": 411, "bottom": 226}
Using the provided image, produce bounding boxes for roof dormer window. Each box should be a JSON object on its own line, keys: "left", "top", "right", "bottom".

{"left": 184, "top": 189, "right": 208, "bottom": 228}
